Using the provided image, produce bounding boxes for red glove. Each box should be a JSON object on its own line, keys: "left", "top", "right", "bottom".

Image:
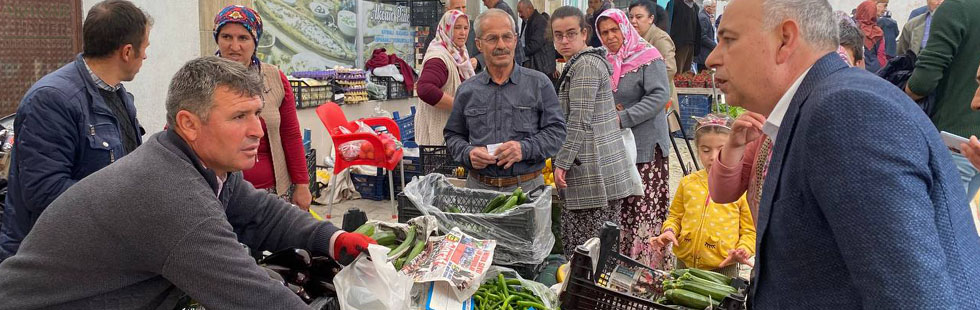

{"left": 333, "top": 232, "right": 376, "bottom": 263}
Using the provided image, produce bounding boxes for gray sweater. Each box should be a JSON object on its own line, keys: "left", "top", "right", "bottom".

{"left": 613, "top": 59, "right": 672, "bottom": 162}
{"left": 0, "top": 130, "right": 339, "bottom": 309}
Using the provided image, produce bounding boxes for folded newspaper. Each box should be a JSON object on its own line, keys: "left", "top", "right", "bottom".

{"left": 402, "top": 228, "right": 496, "bottom": 301}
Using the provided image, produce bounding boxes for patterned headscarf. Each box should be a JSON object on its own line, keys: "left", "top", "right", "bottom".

{"left": 213, "top": 5, "right": 263, "bottom": 67}
{"left": 425, "top": 10, "right": 475, "bottom": 80}
{"left": 596, "top": 9, "right": 663, "bottom": 92}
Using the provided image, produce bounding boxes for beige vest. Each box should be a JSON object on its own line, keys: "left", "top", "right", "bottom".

{"left": 259, "top": 63, "right": 294, "bottom": 194}
{"left": 415, "top": 52, "right": 463, "bottom": 145}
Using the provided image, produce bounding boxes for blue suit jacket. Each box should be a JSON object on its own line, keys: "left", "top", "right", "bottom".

{"left": 751, "top": 53, "right": 980, "bottom": 309}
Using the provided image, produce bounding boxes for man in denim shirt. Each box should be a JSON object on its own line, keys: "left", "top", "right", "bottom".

{"left": 444, "top": 9, "right": 566, "bottom": 191}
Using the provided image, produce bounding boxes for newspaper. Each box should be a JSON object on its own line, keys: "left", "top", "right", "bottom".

{"left": 402, "top": 228, "right": 496, "bottom": 301}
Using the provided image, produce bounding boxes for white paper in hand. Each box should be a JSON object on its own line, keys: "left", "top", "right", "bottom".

{"left": 486, "top": 143, "right": 502, "bottom": 158}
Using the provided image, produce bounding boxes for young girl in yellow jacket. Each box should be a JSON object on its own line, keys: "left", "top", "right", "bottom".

{"left": 650, "top": 114, "right": 756, "bottom": 277}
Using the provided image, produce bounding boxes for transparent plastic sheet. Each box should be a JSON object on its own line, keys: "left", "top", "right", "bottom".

{"left": 481, "top": 265, "right": 561, "bottom": 310}
{"left": 403, "top": 174, "right": 555, "bottom": 265}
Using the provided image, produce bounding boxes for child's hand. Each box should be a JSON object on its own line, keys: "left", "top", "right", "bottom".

{"left": 719, "top": 248, "right": 754, "bottom": 268}
{"left": 650, "top": 230, "right": 678, "bottom": 248}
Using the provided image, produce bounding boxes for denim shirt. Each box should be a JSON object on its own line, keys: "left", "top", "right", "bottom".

{"left": 444, "top": 66, "right": 566, "bottom": 177}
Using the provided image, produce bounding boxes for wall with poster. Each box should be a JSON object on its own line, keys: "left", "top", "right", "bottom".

{"left": 254, "top": 0, "right": 359, "bottom": 72}
{"left": 360, "top": 1, "right": 415, "bottom": 69}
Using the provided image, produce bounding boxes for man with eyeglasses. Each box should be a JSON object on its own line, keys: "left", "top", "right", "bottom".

{"left": 444, "top": 9, "right": 566, "bottom": 193}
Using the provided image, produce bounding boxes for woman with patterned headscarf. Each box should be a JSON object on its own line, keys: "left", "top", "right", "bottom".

{"left": 595, "top": 8, "right": 673, "bottom": 269}
{"left": 213, "top": 5, "right": 311, "bottom": 210}
{"left": 415, "top": 10, "right": 476, "bottom": 145}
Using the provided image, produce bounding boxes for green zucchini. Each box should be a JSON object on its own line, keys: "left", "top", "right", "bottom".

{"left": 679, "top": 273, "right": 737, "bottom": 294}
{"left": 483, "top": 195, "right": 509, "bottom": 213}
{"left": 447, "top": 206, "right": 462, "bottom": 213}
{"left": 669, "top": 279, "right": 734, "bottom": 301}
{"left": 492, "top": 196, "right": 519, "bottom": 214}
{"left": 388, "top": 226, "right": 416, "bottom": 258}
{"left": 405, "top": 239, "right": 427, "bottom": 263}
{"left": 353, "top": 222, "right": 374, "bottom": 236}
{"left": 688, "top": 268, "right": 733, "bottom": 285}
{"left": 665, "top": 288, "right": 719, "bottom": 309}
{"left": 373, "top": 232, "right": 397, "bottom": 246}
{"left": 670, "top": 268, "right": 690, "bottom": 279}
{"left": 513, "top": 187, "right": 524, "bottom": 204}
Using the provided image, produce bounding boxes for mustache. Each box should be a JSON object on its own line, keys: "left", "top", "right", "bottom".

{"left": 492, "top": 48, "right": 511, "bottom": 56}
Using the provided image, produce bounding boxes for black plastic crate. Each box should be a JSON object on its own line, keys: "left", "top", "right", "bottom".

{"left": 396, "top": 182, "right": 551, "bottom": 264}
{"left": 370, "top": 76, "right": 412, "bottom": 101}
{"left": 290, "top": 79, "right": 332, "bottom": 109}
{"left": 350, "top": 168, "right": 390, "bottom": 201}
{"left": 419, "top": 145, "right": 464, "bottom": 176}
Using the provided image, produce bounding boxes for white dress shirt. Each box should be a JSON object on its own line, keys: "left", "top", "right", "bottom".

{"left": 762, "top": 66, "right": 813, "bottom": 142}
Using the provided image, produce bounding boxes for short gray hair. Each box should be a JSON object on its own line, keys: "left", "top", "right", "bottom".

{"left": 474, "top": 8, "right": 515, "bottom": 38}
{"left": 165, "top": 56, "right": 264, "bottom": 128}
{"left": 762, "top": 0, "right": 839, "bottom": 51}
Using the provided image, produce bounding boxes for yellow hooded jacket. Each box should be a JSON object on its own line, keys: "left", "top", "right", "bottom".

{"left": 663, "top": 170, "right": 756, "bottom": 270}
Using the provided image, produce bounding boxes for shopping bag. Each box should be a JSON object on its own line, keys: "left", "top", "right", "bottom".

{"left": 334, "top": 244, "right": 413, "bottom": 310}
{"left": 622, "top": 129, "right": 645, "bottom": 196}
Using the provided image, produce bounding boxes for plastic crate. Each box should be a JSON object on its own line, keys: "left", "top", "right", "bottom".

{"left": 397, "top": 181, "right": 553, "bottom": 264}
{"left": 350, "top": 168, "right": 390, "bottom": 201}
{"left": 370, "top": 76, "right": 412, "bottom": 100}
{"left": 562, "top": 223, "right": 748, "bottom": 310}
{"left": 392, "top": 106, "right": 416, "bottom": 142}
{"left": 290, "top": 79, "right": 332, "bottom": 109}
{"left": 306, "top": 148, "right": 320, "bottom": 199}
{"left": 671, "top": 94, "right": 712, "bottom": 140}
{"left": 419, "top": 145, "right": 464, "bottom": 176}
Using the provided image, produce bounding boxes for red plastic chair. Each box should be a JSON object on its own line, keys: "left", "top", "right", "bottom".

{"left": 316, "top": 102, "right": 404, "bottom": 219}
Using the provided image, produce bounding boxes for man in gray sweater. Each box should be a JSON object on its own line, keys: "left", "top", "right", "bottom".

{"left": 0, "top": 56, "right": 375, "bottom": 309}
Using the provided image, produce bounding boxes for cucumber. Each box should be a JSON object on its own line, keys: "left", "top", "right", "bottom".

{"left": 688, "top": 268, "right": 733, "bottom": 285}
{"left": 670, "top": 268, "right": 690, "bottom": 279}
{"left": 665, "top": 288, "right": 719, "bottom": 309}
{"left": 405, "top": 239, "right": 427, "bottom": 263}
{"left": 388, "top": 226, "right": 416, "bottom": 258}
{"left": 669, "top": 279, "right": 734, "bottom": 301}
{"left": 353, "top": 222, "right": 374, "bottom": 236}
{"left": 447, "top": 206, "right": 462, "bottom": 213}
{"left": 513, "top": 187, "right": 525, "bottom": 204}
{"left": 373, "top": 232, "right": 397, "bottom": 247}
{"left": 491, "top": 195, "right": 519, "bottom": 214}
{"left": 483, "top": 195, "right": 509, "bottom": 213}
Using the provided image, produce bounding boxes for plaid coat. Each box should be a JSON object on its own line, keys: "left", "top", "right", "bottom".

{"left": 555, "top": 47, "right": 635, "bottom": 210}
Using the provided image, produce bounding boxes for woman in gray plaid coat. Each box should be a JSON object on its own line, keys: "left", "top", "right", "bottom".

{"left": 551, "top": 6, "right": 638, "bottom": 257}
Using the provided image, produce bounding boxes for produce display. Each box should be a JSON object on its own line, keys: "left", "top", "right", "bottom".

{"left": 473, "top": 274, "right": 551, "bottom": 310}
{"left": 673, "top": 71, "right": 714, "bottom": 88}
{"left": 659, "top": 268, "right": 741, "bottom": 309}
{"left": 352, "top": 221, "right": 428, "bottom": 271}
{"left": 259, "top": 248, "right": 343, "bottom": 304}
{"left": 480, "top": 187, "right": 527, "bottom": 214}
{"left": 335, "top": 68, "right": 368, "bottom": 104}
{"left": 542, "top": 158, "right": 556, "bottom": 187}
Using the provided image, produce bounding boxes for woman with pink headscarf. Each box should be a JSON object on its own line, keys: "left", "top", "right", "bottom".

{"left": 596, "top": 8, "right": 674, "bottom": 269}
{"left": 415, "top": 10, "right": 477, "bottom": 145}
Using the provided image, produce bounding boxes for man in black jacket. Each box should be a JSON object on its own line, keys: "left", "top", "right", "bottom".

{"left": 667, "top": 0, "right": 701, "bottom": 73}
{"left": 517, "top": 0, "right": 555, "bottom": 79}
{"left": 695, "top": 0, "right": 717, "bottom": 71}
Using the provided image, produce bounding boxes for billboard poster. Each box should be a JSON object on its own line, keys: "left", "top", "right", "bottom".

{"left": 361, "top": 1, "right": 415, "bottom": 70}
{"left": 254, "top": 0, "right": 359, "bottom": 72}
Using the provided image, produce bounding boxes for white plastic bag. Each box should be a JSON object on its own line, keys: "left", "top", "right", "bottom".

{"left": 335, "top": 244, "right": 413, "bottom": 310}
{"left": 621, "top": 128, "right": 645, "bottom": 196}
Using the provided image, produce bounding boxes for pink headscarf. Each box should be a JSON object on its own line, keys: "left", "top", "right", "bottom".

{"left": 596, "top": 9, "right": 663, "bottom": 91}
{"left": 426, "top": 10, "right": 476, "bottom": 79}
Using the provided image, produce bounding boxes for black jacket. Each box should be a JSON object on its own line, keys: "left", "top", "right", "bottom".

{"left": 522, "top": 10, "right": 555, "bottom": 77}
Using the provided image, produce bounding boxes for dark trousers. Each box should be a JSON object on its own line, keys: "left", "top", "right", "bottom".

{"left": 675, "top": 43, "right": 696, "bottom": 73}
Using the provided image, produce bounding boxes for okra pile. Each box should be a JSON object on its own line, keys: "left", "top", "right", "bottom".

{"left": 473, "top": 274, "right": 552, "bottom": 310}
{"left": 659, "top": 268, "right": 739, "bottom": 309}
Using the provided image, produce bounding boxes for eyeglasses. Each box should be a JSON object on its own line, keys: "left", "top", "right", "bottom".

{"left": 553, "top": 30, "right": 580, "bottom": 42}
{"left": 479, "top": 33, "right": 516, "bottom": 44}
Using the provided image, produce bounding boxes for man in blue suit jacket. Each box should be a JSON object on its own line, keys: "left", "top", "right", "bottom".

{"left": 708, "top": 0, "right": 980, "bottom": 308}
